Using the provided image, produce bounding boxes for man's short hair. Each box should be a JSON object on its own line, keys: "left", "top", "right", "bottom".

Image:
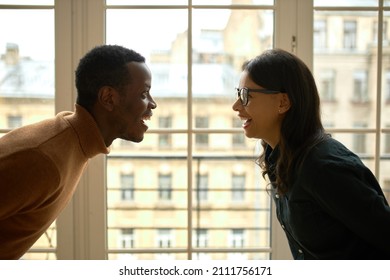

{"left": 75, "top": 45, "right": 145, "bottom": 109}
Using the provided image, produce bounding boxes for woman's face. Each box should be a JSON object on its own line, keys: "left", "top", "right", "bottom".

{"left": 232, "top": 70, "right": 288, "bottom": 148}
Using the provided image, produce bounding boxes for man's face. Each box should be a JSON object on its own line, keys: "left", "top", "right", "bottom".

{"left": 111, "top": 62, "right": 157, "bottom": 143}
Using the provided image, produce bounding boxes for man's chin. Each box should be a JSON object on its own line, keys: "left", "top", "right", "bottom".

{"left": 124, "top": 134, "right": 144, "bottom": 143}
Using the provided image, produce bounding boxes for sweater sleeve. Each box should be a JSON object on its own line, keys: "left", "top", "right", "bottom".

{"left": 306, "top": 160, "right": 390, "bottom": 254}
{"left": 0, "top": 149, "right": 61, "bottom": 220}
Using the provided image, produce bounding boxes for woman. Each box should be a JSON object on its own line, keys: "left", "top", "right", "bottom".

{"left": 232, "top": 48, "right": 390, "bottom": 260}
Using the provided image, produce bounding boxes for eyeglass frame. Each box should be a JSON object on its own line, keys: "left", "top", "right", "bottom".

{"left": 235, "top": 87, "right": 281, "bottom": 106}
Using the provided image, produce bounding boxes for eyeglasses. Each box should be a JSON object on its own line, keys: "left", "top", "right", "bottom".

{"left": 235, "top": 87, "right": 281, "bottom": 106}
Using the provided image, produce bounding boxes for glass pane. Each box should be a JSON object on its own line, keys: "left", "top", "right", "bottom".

{"left": 106, "top": 9, "right": 188, "bottom": 129}
{"left": 192, "top": 133, "right": 256, "bottom": 152}
{"left": 192, "top": 138, "right": 271, "bottom": 256}
{"left": 0, "top": 8, "right": 55, "bottom": 259}
{"left": 193, "top": 0, "right": 275, "bottom": 5}
{"left": 0, "top": 10, "right": 55, "bottom": 130}
{"left": 192, "top": 252, "right": 270, "bottom": 260}
{"left": 108, "top": 253, "right": 188, "bottom": 260}
{"left": 106, "top": 4, "right": 273, "bottom": 260}
{"left": 107, "top": 0, "right": 275, "bottom": 5}
{"left": 106, "top": 153, "right": 188, "bottom": 253}
{"left": 107, "top": 0, "right": 187, "bottom": 5}
{"left": 382, "top": 12, "right": 390, "bottom": 131}
{"left": 381, "top": 11, "right": 390, "bottom": 203}
{"left": 380, "top": 131, "right": 390, "bottom": 202}
{"left": 314, "top": 10, "right": 378, "bottom": 129}
{"left": 192, "top": 9, "right": 274, "bottom": 129}
{"left": 0, "top": 0, "right": 53, "bottom": 4}
{"left": 314, "top": 0, "right": 378, "bottom": 7}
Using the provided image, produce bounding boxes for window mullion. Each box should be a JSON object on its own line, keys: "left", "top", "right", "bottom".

{"left": 55, "top": 0, "right": 106, "bottom": 260}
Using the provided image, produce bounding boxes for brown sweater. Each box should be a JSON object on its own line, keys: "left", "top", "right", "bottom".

{"left": 0, "top": 105, "right": 109, "bottom": 259}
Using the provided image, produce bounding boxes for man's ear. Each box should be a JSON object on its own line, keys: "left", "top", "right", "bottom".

{"left": 98, "top": 86, "right": 117, "bottom": 111}
{"left": 278, "top": 93, "right": 291, "bottom": 114}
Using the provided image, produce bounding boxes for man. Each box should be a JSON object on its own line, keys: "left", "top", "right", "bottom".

{"left": 0, "top": 45, "right": 157, "bottom": 259}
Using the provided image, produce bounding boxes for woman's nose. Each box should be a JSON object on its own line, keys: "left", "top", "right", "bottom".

{"left": 232, "top": 98, "right": 242, "bottom": 112}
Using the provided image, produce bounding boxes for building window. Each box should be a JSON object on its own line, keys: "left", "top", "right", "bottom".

{"left": 194, "top": 229, "right": 208, "bottom": 248}
{"left": 193, "top": 228, "right": 209, "bottom": 260}
{"left": 158, "top": 116, "right": 172, "bottom": 147}
{"left": 232, "top": 118, "right": 245, "bottom": 147}
{"left": 157, "top": 228, "right": 172, "bottom": 248}
{"left": 232, "top": 174, "right": 245, "bottom": 202}
{"left": 7, "top": 115, "right": 22, "bottom": 129}
{"left": 120, "top": 173, "right": 134, "bottom": 201}
{"left": 195, "top": 173, "right": 208, "bottom": 202}
{"left": 156, "top": 228, "right": 173, "bottom": 260}
{"left": 230, "top": 229, "right": 244, "bottom": 248}
{"left": 314, "top": 19, "right": 327, "bottom": 49}
{"left": 353, "top": 123, "right": 367, "bottom": 154}
{"left": 228, "top": 229, "right": 246, "bottom": 260}
{"left": 120, "top": 228, "right": 134, "bottom": 249}
{"left": 344, "top": 20, "right": 357, "bottom": 49}
{"left": 319, "top": 69, "right": 336, "bottom": 102}
{"left": 195, "top": 116, "right": 209, "bottom": 146}
{"left": 158, "top": 174, "right": 172, "bottom": 200}
{"left": 352, "top": 70, "right": 368, "bottom": 103}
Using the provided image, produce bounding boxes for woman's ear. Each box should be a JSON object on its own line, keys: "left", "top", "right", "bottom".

{"left": 278, "top": 93, "right": 291, "bottom": 114}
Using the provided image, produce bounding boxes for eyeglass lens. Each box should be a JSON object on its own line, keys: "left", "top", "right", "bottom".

{"left": 238, "top": 88, "right": 248, "bottom": 105}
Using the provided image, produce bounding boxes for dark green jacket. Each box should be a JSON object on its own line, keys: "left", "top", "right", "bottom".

{"left": 266, "top": 137, "right": 390, "bottom": 259}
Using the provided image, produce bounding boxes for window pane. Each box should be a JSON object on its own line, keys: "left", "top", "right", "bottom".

{"left": 106, "top": 155, "right": 188, "bottom": 255}
{"left": 107, "top": 0, "right": 276, "bottom": 5}
{"left": 107, "top": 9, "right": 188, "bottom": 130}
{"left": 0, "top": 8, "right": 55, "bottom": 259}
{"left": 106, "top": 3, "right": 273, "bottom": 260}
{"left": 314, "top": 0, "right": 378, "bottom": 7}
{"left": 193, "top": 0, "right": 275, "bottom": 5}
{"left": 108, "top": 253, "right": 188, "bottom": 260}
{"left": 192, "top": 8, "right": 274, "bottom": 129}
{"left": 107, "top": 0, "right": 187, "bottom": 5}
{"left": 192, "top": 252, "right": 270, "bottom": 260}
{"left": 381, "top": 11, "right": 390, "bottom": 206}
{"left": 192, "top": 149, "right": 271, "bottom": 255}
{"left": 314, "top": 10, "right": 378, "bottom": 129}
{"left": 0, "top": 0, "right": 53, "bottom": 4}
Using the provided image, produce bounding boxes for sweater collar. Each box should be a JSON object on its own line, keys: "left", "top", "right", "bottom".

{"left": 63, "top": 104, "right": 110, "bottom": 158}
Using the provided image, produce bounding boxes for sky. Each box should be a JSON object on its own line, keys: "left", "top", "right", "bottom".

{"left": 0, "top": 7, "right": 229, "bottom": 61}
{"left": 1, "top": 0, "right": 382, "bottom": 61}
{"left": 0, "top": 9, "right": 54, "bottom": 60}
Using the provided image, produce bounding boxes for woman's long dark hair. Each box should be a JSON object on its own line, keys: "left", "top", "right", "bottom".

{"left": 244, "top": 49, "right": 328, "bottom": 195}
